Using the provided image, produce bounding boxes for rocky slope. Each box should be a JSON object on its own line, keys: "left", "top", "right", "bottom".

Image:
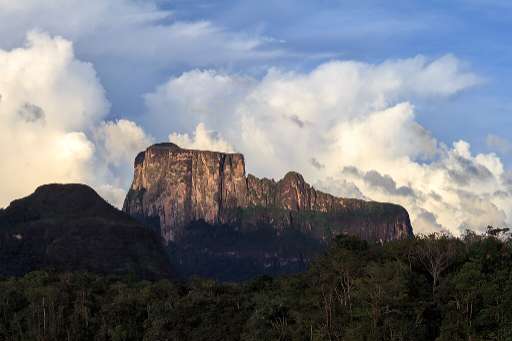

{"left": 124, "top": 143, "right": 413, "bottom": 243}
{"left": 0, "top": 184, "right": 172, "bottom": 279}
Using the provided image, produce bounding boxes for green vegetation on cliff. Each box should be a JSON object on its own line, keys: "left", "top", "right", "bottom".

{"left": 2, "top": 227, "right": 512, "bottom": 341}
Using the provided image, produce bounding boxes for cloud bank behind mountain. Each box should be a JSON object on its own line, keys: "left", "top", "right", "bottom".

{"left": 0, "top": 1, "right": 510, "bottom": 236}
{"left": 143, "top": 57, "right": 511, "bottom": 235}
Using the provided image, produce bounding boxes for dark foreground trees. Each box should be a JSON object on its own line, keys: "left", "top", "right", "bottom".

{"left": 2, "top": 229, "right": 512, "bottom": 340}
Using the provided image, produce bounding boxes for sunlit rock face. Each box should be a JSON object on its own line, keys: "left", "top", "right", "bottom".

{"left": 123, "top": 143, "right": 413, "bottom": 244}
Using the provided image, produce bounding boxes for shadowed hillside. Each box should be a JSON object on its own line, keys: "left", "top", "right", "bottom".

{"left": 0, "top": 184, "right": 172, "bottom": 280}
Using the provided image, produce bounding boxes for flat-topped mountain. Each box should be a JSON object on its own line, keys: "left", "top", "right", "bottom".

{"left": 124, "top": 143, "right": 412, "bottom": 242}
{"left": 123, "top": 143, "right": 413, "bottom": 281}
{"left": 0, "top": 144, "right": 413, "bottom": 282}
{"left": 0, "top": 184, "right": 172, "bottom": 279}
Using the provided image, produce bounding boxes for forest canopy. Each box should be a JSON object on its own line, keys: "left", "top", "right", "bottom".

{"left": 1, "top": 227, "right": 512, "bottom": 341}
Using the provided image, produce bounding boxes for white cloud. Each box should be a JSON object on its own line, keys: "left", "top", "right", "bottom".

{"left": 0, "top": 31, "right": 108, "bottom": 206}
{"left": 169, "top": 123, "right": 234, "bottom": 153}
{"left": 0, "top": 31, "right": 109, "bottom": 130}
{"left": 0, "top": 0, "right": 278, "bottom": 66}
{"left": 144, "top": 55, "right": 512, "bottom": 235}
{"left": 92, "top": 119, "right": 154, "bottom": 207}
{"left": 95, "top": 184, "right": 129, "bottom": 210}
{"left": 0, "top": 32, "right": 151, "bottom": 209}
{"left": 94, "top": 119, "right": 153, "bottom": 167}
{"left": 145, "top": 70, "right": 255, "bottom": 135}
{"left": 145, "top": 55, "right": 479, "bottom": 178}
{"left": 1, "top": 28, "right": 505, "bottom": 235}
{"left": 0, "top": 0, "right": 284, "bottom": 133}
{"left": 314, "top": 177, "right": 367, "bottom": 200}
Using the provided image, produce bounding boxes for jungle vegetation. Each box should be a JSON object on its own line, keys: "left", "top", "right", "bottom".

{"left": 1, "top": 227, "right": 511, "bottom": 341}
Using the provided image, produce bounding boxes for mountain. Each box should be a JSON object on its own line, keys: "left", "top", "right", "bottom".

{"left": 123, "top": 143, "right": 413, "bottom": 281}
{"left": 0, "top": 184, "right": 172, "bottom": 279}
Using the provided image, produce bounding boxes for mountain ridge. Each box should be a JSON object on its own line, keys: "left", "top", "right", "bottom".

{"left": 124, "top": 142, "right": 413, "bottom": 243}
{"left": 123, "top": 143, "right": 413, "bottom": 280}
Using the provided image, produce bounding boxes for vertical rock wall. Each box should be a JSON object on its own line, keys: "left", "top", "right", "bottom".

{"left": 123, "top": 143, "right": 413, "bottom": 242}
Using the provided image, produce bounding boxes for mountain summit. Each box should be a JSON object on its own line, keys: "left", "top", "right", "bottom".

{"left": 124, "top": 143, "right": 413, "bottom": 243}
{"left": 123, "top": 143, "right": 413, "bottom": 280}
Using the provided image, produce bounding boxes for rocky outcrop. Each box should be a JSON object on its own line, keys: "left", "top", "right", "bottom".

{"left": 123, "top": 143, "right": 413, "bottom": 244}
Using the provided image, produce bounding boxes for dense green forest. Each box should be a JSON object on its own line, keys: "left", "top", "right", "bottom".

{"left": 2, "top": 228, "right": 512, "bottom": 341}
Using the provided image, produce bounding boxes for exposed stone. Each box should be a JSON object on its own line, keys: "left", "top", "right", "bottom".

{"left": 124, "top": 143, "right": 413, "bottom": 243}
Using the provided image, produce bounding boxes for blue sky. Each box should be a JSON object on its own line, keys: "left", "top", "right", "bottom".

{"left": 0, "top": 0, "right": 511, "bottom": 234}
{"left": 162, "top": 0, "right": 512, "bottom": 160}
{"left": 87, "top": 0, "right": 512, "bottom": 164}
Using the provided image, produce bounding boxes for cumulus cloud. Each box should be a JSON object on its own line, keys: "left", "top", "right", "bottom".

{"left": 145, "top": 70, "right": 255, "bottom": 136}
{"left": 169, "top": 123, "right": 234, "bottom": 153}
{"left": 145, "top": 56, "right": 477, "bottom": 177}
{"left": 342, "top": 167, "right": 416, "bottom": 198}
{"left": 143, "top": 55, "right": 512, "bottom": 235}
{"left": 0, "top": 32, "right": 150, "bottom": 208}
{"left": 1, "top": 28, "right": 506, "bottom": 235}
{"left": 0, "top": 31, "right": 107, "bottom": 206}
{"left": 314, "top": 177, "right": 367, "bottom": 200}
{"left": 91, "top": 119, "right": 154, "bottom": 207}
{"left": 94, "top": 119, "right": 153, "bottom": 167}
{"left": 0, "top": 31, "right": 109, "bottom": 129}
{"left": 95, "top": 184, "right": 130, "bottom": 211}
{"left": 0, "top": 0, "right": 284, "bottom": 126}
{"left": 413, "top": 209, "right": 446, "bottom": 234}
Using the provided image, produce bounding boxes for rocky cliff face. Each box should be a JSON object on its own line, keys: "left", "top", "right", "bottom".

{"left": 123, "top": 143, "right": 413, "bottom": 244}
